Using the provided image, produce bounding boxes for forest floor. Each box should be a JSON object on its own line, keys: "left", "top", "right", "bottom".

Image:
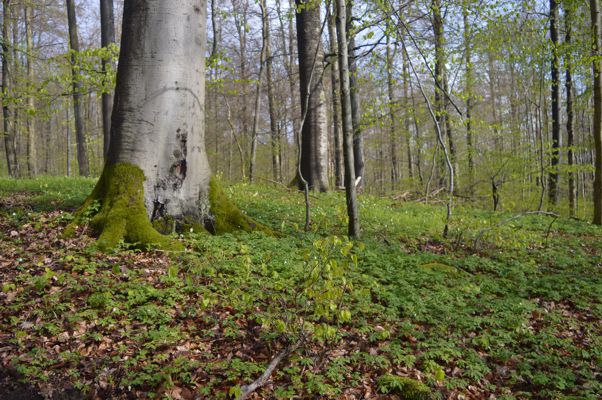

{"left": 0, "top": 177, "right": 600, "bottom": 400}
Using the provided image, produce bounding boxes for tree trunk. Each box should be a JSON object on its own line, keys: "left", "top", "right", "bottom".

{"left": 591, "top": 0, "right": 602, "bottom": 224}
{"left": 347, "top": 1, "right": 364, "bottom": 188}
{"left": 548, "top": 0, "right": 561, "bottom": 206}
{"left": 335, "top": 0, "right": 360, "bottom": 238}
{"left": 66, "top": 0, "right": 89, "bottom": 177}
{"left": 100, "top": 0, "right": 115, "bottom": 160}
{"left": 2, "top": 0, "right": 18, "bottom": 177}
{"left": 295, "top": 0, "right": 329, "bottom": 191}
{"left": 259, "top": 0, "right": 281, "bottom": 183}
{"left": 249, "top": 9, "right": 266, "bottom": 183}
{"left": 327, "top": 4, "right": 343, "bottom": 188}
{"left": 402, "top": 46, "right": 413, "bottom": 181}
{"left": 386, "top": 34, "right": 399, "bottom": 188}
{"left": 565, "top": 6, "right": 576, "bottom": 217}
{"left": 73, "top": 0, "right": 266, "bottom": 251}
{"left": 24, "top": 3, "right": 36, "bottom": 177}
{"left": 463, "top": 0, "right": 474, "bottom": 192}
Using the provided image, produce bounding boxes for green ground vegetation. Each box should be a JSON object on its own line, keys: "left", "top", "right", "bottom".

{"left": 0, "top": 177, "right": 600, "bottom": 399}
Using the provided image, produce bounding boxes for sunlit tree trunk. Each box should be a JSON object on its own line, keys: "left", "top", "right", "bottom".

{"left": 335, "top": 0, "right": 359, "bottom": 237}
{"left": 295, "top": 0, "right": 329, "bottom": 191}
{"left": 347, "top": 1, "right": 364, "bottom": 188}
{"left": 66, "top": 0, "right": 89, "bottom": 176}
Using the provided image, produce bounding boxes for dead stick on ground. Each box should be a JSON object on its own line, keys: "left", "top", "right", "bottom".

{"left": 238, "top": 340, "right": 301, "bottom": 400}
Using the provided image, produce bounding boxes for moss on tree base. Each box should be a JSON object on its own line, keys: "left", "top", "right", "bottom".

{"left": 69, "top": 163, "right": 181, "bottom": 252}
{"left": 208, "top": 178, "right": 274, "bottom": 235}
{"left": 66, "top": 164, "right": 273, "bottom": 252}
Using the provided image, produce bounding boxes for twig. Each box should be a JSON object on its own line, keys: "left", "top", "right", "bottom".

{"left": 238, "top": 340, "right": 302, "bottom": 400}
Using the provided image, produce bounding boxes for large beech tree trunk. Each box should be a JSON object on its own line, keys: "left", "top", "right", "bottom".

{"left": 295, "top": 0, "right": 329, "bottom": 192}
{"left": 74, "top": 0, "right": 265, "bottom": 251}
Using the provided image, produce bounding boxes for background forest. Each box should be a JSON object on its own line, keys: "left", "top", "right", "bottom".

{"left": 1, "top": 0, "right": 600, "bottom": 219}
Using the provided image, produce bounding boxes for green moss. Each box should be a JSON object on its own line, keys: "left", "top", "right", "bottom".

{"left": 419, "top": 262, "right": 460, "bottom": 276}
{"left": 377, "top": 375, "right": 432, "bottom": 400}
{"left": 209, "top": 177, "right": 274, "bottom": 236}
{"left": 70, "top": 163, "right": 182, "bottom": 252}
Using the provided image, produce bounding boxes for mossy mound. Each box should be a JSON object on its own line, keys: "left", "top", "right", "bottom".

{"left": 419, "top": 262, "right": 461, "bottom": 276}
{"left": 68, "top": 163, "right": 181, "bottom": 252}
{"left": 208, "top": 178, "right": 274, "bottom": 236}
{"left": 376, "top": 375, "right": 433, "bottom": 400}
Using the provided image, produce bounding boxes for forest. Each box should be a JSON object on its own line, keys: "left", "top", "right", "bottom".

{"left": 0, "top": 0, "right": 601, "bottom": 399}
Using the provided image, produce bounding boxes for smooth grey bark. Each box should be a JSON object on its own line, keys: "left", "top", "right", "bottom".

{"left": 327, "top": 4, "right": 343, "bottom": 188}
{"left": 24, "top": 3, "right": 36, "bottom": 176}
{"left": 548, "top": 0, "right": 561, "bottom": 206}
{"left": 346, "top": 1, "right": 364, "bottom": 188}
{"left": 2, "top": 0, "right": 18, "bottom": 177}
{"left": 107, "top": 0, "right": 211, "bottom": 222}
{"left": 100, "top": 0, "right": 115, "bottom": 160}
{"left": 335, "top": 0, "right": 359, "bottom": 238}
{"left": 591, "top": 0, "right": 602, "bottom": 224}
{"left": 295, "top": 0, "right": 329, "bottom": 191}
{"left": 66, "top": 0, "right": 89, "bottom": 177}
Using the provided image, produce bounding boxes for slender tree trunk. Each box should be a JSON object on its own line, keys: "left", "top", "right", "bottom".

{"left": 565, "top": 6, "right": 576, "bottom": 216}
{"left": 463, "top": 0, "right": 474, "bottom": 193}
{"left": 66, "top": 0, "right": 89, "bottom": 176}
{"left": 259, "top": 0, "right": 281, "bottom": 183}
{"left": 2, "top": 0, "right": 18, "bottom": 177}
{"left": 24, "top": 3, "right": 36, "bottom": 176}
{"left": 386, "top": 34, "right": 398, "bottom": 188}
{"left": 591, "top": 0, "right": 602, "bottom": 224}
{"left": 432, "top": 0, "right": 448, "bottom": 188}
{"left": 295, "top": 0, "right": 329, "bottom": 191}
{"left": 346, "top": 1, "right": 364, "bottom": 188}
{"left": 335, "top": 0, "right": 359, "bottom": 238}
{"left": 100, "top": 0, "right": 115, "bottom": 161}
{"left": 402, "top": 48, "right": 413, "bottom": 181}
{"left": 327, "top": 4, "right": 343, "bottom": 188}
{"left": 233, "top": 1, "right": 249, "bottom": 167}
{"left": 249, "top": 8, "right": 266, "bottom": 183}
{"left": 548, "top": 0, "right": 561, "bottom": 206}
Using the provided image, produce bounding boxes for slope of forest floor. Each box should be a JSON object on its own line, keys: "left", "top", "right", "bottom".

{"left": 0, "top": 177, "right": 601, "bottom": 400}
